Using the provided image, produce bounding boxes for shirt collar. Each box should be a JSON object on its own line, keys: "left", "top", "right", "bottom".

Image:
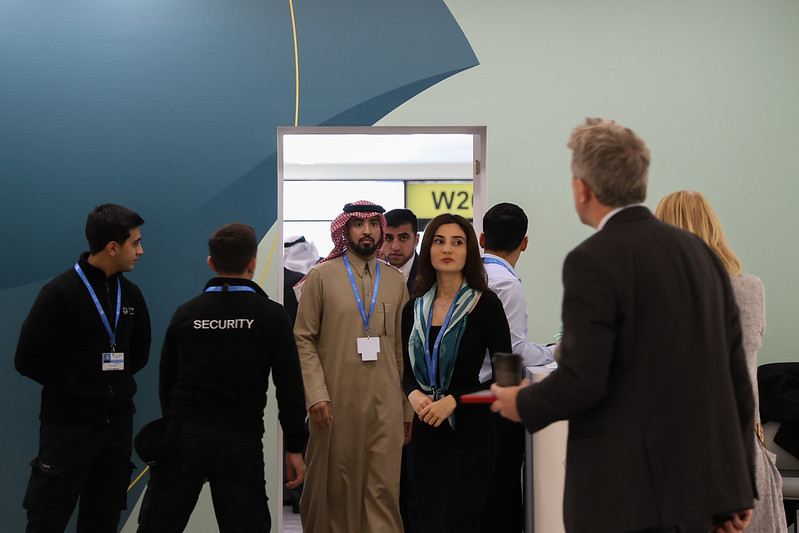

{"left": 397, "top": 254, "right": 416, "bottom": 282}
{"left": 78, "top": 251, "right": 119, "bottom": 282}
{"left": 344, "top": 249, "right": 376, "bottom": 277}
{"left": 204, "top": 277, "right": 266, "bottom": 296}
{"left": 483, "top": 253, "right": 520, "bottom": 280}
{"left": 596, "top": 203, "right": 645, "bottom": 231}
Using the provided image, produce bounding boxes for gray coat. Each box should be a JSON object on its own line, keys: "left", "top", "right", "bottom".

{"left": 731, "top": 273, "right": 786, "bottom": 532}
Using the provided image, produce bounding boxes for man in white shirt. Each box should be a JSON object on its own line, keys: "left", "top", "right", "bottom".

{"left": 479, "top": 202, "right": 554, "bottom": 533}
{"left": 480, "top": 203, "right": 554, "bottom": 380}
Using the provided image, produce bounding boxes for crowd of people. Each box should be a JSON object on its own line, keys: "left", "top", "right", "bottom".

{"left": 14, "top": 118, "right": 783, "bottom": 533}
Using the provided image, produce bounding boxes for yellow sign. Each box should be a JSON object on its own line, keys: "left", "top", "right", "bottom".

{"left": 406, "top": 182, "right": 473, "bottom": 219}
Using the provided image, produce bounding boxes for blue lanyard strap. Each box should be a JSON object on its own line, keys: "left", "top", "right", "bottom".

{"left": 424, "top": 286, "right": 468, "bottom": 389}
{"left": 483, "top": 256, "right": 519, "bottom": 280}
{"left": 204, "top": 286, "right": 256, "bottom": 293}
{"left": 74, "top": 263, "right": 121, "bottom": 350}
{"left": 342, "top": 254, "right": 380, "bottom": 337}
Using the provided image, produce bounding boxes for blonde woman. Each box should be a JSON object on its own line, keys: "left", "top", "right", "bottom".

{"left": 655, "top": 190, "right": 785, "bottom": 533}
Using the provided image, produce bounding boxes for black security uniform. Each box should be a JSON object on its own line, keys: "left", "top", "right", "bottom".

{"left": 137, "top": 277, "right": 307, "bottom": 532}
{"left": 15, "top": 252, "right": 151, "bottom": 532}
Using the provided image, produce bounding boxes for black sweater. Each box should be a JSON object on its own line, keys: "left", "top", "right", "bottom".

{"left": 159, "top": 277, "right": 308, "bottom": 453}
{"left": 15, "top": 252, "right": 151, "bottom": 424}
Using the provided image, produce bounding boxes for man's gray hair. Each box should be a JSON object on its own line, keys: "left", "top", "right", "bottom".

{"left": 568, "top": 118, "right": 650, "bottom": 207}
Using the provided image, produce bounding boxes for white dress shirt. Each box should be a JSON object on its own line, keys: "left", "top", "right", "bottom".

{"left": 479, "top": 253, "right": 555, "bottom": 382}
{"left": 596, "top": 203, "right": 645, "bottom": 231}
{"left": 397, "top": 254, "right": 415, "bottom": 283}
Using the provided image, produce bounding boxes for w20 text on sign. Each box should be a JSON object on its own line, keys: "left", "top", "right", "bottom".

{"left": 405, "top": 182, "right": 473, "bottom": 219}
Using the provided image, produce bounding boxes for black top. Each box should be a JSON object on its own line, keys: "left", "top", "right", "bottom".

{"left": 159, "top": 277, "right": 308, "bottom": 452}
{"left": 15, "top": 252, "right": 151, "bottom": 425}
{"left": 400, "top": 290, "right": 511, "bottom": 533}
{"left": 402, "top": 290, "right": 511, "bottom": 408}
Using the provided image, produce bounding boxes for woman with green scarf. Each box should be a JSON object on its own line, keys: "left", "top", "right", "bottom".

{"left": 401, "top": 213, "right": 511, "bottom": 533}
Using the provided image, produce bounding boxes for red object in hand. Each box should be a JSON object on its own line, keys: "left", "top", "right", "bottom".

{"left": 460, "top": 390, "right": 497, "bottom": 404}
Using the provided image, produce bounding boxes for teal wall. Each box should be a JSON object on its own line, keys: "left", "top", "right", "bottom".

{"left": 2, "top": 0, "right": 797, "bottom": 530}
{"left": 382, "top": 0, "right": 799, "bottom": 365}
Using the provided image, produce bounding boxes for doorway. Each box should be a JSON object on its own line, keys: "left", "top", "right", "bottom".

{"left": 275, "top": 125, "right": 487, "bottom": 532}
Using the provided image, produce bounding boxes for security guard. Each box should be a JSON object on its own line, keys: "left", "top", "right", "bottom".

{"left": 15, "top": 203, "right": 151, "bottom": 532}
{"left": 137, "top": 223, "right": 307, "bottom": 531}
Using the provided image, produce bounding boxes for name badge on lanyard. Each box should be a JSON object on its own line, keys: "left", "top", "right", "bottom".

{"left": 357, "top": 337, "right": 380, "bottom": 361}
{"left": 74, "top": 263, "right": 125, "bottom": 372}
{"left": 102, "top": 352, "right": 125, "bottom": 371}
{"left": 343, "top": 254, "right": 381, "bottom": 362}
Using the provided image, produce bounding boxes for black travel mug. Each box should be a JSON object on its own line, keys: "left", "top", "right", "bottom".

{"left": 492, "top": 352, "right": 522, "bottom": 386}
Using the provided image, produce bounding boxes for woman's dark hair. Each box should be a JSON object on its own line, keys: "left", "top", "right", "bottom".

{"left": 413, "top": 213, "right": 489, "bottom": 298}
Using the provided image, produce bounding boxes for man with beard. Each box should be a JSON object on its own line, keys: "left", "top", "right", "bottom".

{"left": 294, "top": 200, "right": 411, "bottom": 533}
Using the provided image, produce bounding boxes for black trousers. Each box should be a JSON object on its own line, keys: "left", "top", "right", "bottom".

{"left": 479, "top": 414, "right": 525, "bottom": 533}
{"left": 137, "top": 419, "right": 270, "bottom": 533}
{"left": 24, "top": 419, "right": 134, "bottom": 533}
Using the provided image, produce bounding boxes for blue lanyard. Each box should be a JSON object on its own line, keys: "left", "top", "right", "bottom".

{"left": 424, "top": 286, "right": 467, "bottom": 388}
{"left": 204, "top": 286, "right": 256, "bottom": 293}
{"left": 483, "top": 256, "right": 519, "bottom": 280}
{"left": 74, "top": 263, "right": 121, "bottom": 350}
{"left": 342, "top": 254, "right": 380, "bottom": 337}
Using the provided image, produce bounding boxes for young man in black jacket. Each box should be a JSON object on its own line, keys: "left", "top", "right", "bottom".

{"left": 15, "top": 203, "right": 151, "bottom": 532}
{"left": 137, "top": 223, "right": 307, "bottom": 532}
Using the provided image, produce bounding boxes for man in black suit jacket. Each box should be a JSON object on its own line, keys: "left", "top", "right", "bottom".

{"left": 382, "top": 208, "right": 421, "bottom": 533}
{"left": 491, "top": 118, "right": 755, "bottom": 533}
{"left": 382, "top": 208, "right": 420, "bottom": 296}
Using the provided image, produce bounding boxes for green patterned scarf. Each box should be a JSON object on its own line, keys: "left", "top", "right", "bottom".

{"left": 408, "top": 281, "right": 477, "bottom": 401}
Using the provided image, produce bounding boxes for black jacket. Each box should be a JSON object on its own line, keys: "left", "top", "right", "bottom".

{"left": 159, "top": 277, "right": 307, "bottom": 452}
{"left": 15, "top": 252, "right": 151, "bottom": 424}
{"left": 517, "top": 207, "right": 755, "bottom": 532}
{"left": 406, "top": 254, "right": 419, "bottom": 296}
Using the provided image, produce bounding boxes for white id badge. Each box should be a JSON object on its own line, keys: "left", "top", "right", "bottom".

{"left": 102, "top": 352, "right": 125, "bottom": 371}
{"left": 357, "top": 337, "right": 380, "bottom": 361}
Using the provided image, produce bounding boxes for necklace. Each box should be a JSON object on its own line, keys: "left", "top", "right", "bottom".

{"left": 436, "top": 297, "right": 454, "bottom": 309}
